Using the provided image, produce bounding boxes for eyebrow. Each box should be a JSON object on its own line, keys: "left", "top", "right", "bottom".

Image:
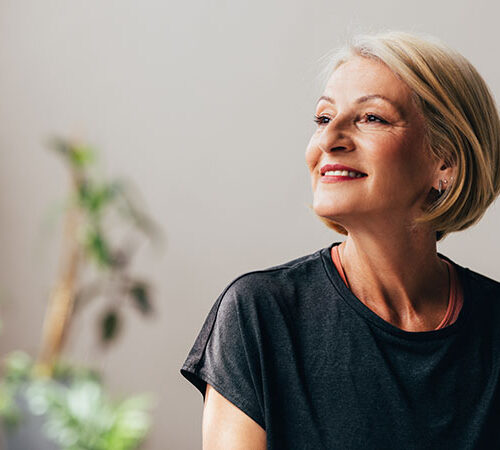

{"left": 316, "top": 94, "right": 405, "bottom": 117}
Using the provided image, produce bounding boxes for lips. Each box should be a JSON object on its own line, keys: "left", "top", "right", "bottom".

{"left": 320, "top": 164, "right": 367, "bottom": 176}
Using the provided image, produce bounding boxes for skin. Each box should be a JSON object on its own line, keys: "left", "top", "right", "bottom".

{"left": 203, "top": 55, "right": 455, "bottom": 448}
{"left": 203, "top": 384, "right": 266, "bottom": 449}
{"left": 306, "top": 55, "right": 455, "bottom": 331}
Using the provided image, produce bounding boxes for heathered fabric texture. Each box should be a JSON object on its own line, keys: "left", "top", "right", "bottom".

{"left": 180, "top": 242, "right": 500, "bottom": 449}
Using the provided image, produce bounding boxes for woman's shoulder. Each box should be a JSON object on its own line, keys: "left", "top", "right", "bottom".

{"left": 208, "top": 246, "right": 331, "bottom": 323}
{"left": 220, "top": 246, "right": 327, "bottom": 301}
{"left": 461, "top": 266, "right": 500, "bottom": 302}
{"left": 461, "top": 265, "right": 500, "bottom": 291}
{"left": 440, "top": 252, "right": 500, "bottom": 295}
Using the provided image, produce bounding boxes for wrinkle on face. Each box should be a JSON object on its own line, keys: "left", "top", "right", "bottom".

{"left": 305, "top": 56, "right": 439, "bottom": 227}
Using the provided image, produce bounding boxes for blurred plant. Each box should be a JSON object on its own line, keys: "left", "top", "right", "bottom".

{"left": 37, "top": 137, "right": 164, "bottom": 376}
{"left": 0, "top": 351, "right": 154, "bottom": 450}
{"left": 0, "top": 137, "right": 163, "bottom": 449}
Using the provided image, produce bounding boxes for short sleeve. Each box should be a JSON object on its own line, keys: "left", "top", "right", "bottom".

{"left": 180, "top": 277, "right": 266, "bottom": 429}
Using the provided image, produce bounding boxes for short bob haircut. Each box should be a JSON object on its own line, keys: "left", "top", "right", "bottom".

{"left": 315, "top": 31, "right": 500, "bottom": 241}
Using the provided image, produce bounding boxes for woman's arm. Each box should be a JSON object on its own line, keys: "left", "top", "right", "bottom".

{"left": 203, "top": 384, "right": 267, "bottom": 449}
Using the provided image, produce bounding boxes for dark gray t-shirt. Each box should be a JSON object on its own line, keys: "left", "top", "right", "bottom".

{"left": 180, "top": 242, "right": 500, "bottom": 449}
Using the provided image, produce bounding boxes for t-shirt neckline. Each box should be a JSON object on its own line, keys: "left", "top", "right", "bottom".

{"left": 320, "top": 241, "right": 472, "bottom": 341}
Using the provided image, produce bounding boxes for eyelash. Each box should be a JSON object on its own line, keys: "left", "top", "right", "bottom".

{"left": 313, "top": 113, "right": 388, "bottom": 125}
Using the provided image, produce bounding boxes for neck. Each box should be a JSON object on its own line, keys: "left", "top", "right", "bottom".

{"left": 339, "top": 229, "right": 449, "bottom": 332}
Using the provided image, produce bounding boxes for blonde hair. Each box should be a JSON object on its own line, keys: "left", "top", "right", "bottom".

{"left": 315, "top": 31, "right": 500, "bottom": 241}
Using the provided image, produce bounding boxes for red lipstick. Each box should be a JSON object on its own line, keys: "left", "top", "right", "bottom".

{"left": 320, "top": 164, "right": 367, "bottom": 176}
{"left": 319, "top": 163, "right": 367, "bottom": 184}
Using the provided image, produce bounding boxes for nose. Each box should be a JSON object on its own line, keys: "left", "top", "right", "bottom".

{"left": 318, "top": 119, "right": 355, "bottom": 154}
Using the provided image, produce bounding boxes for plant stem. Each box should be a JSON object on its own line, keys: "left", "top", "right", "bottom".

{"left": 36, "top": 176, "right": 82, "bottom": 376}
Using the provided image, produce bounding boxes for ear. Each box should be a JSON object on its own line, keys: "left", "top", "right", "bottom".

{"left": 431, "top": 161, "right": 456, "bottom": 192}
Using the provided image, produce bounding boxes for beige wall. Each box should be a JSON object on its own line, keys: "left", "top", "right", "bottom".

{"left": 0, "top": 1, "right": 499, "bottom": 448}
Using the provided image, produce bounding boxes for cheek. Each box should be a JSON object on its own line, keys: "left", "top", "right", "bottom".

{"left": 395, "top": 138, "right": 430, "bottom": 176}
{"left": 368, "top": 135, "right": 432, "bottom": 191}
{"left": 305, "top": 137, "right": 320, "bottom": 173}
{"left": 368, "top": 134, "right": 418, "bottom": 169}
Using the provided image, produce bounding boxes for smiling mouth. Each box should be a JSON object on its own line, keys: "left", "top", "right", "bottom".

{"left": 321, "top": 170, "right": 367, "bottom": 178}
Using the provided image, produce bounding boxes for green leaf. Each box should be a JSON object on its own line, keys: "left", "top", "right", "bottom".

{"left": 77, "top": 180, "right": 92, "bottom": 207}
{"left": 23, "top": 376, "right": 152, "bottom": 450}
{"left": 101, "top": 310, "right": 121, "bottom": 343}
{"left": 78, "top": 182, "right": 117, "bottom": 217}
{"left": 0, "top": 382, "right": 23, "bottom": 429}
{"left": 69, "top": 144, "right": 96, "bottom": 168}
{"left": 49, "top": 137, "right": 96, "bottom": 168}
{"left": 129, "top": 282, "right": 152, "bottom": 315}
{"left": 4, "top": 351, "right": 33, "bottom": 383}
{"left": 85, "top": 228, "right": 112, "bottom": 267}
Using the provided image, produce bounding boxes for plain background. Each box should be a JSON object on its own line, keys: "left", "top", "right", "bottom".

{"left": 0, "top": 1, "right": 499, "bottom": 448}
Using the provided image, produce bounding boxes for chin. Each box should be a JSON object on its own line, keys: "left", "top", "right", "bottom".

{"left": 313, "top": 203, "right": 347, "bottom": 221}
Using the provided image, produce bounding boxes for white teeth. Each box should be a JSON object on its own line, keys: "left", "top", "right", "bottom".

{"left": 323, "top": 170, "right": 364, "bottom": 178}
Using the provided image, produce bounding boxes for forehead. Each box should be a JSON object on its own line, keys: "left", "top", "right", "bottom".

{"left": 323, "top": 56, "right": 413, "bottom": 106}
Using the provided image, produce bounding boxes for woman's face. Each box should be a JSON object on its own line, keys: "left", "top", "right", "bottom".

{"left": 305, "top": 56, "right": 441, "bottom": 232}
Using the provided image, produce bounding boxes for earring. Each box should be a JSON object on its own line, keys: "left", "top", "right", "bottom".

{"left": 438, "top": 179, "right": 446, "bottom": 195}
{"left": 438, "top": 177, "right": 453, "bottom": 196}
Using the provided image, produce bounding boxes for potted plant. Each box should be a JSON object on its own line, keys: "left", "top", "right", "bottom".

{"left": 0, "top": 138, "right": 164, "bottom": 449}
{"left": 0, "top": 351, "right": 154, "bottom": 450}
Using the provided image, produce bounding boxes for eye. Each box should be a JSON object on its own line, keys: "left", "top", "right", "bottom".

{"left": 313, "top": 114, "right": 330, "bottom": 125}
{"left": 314, "top": 113, "right": 388, "bottom": 126}
{"left": 362, "top": 113, "right": 388, "bottom": 124}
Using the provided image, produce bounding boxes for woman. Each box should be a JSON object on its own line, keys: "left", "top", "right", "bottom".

{"left": 181, "top": 31, "right": 500, "bottom": 449}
